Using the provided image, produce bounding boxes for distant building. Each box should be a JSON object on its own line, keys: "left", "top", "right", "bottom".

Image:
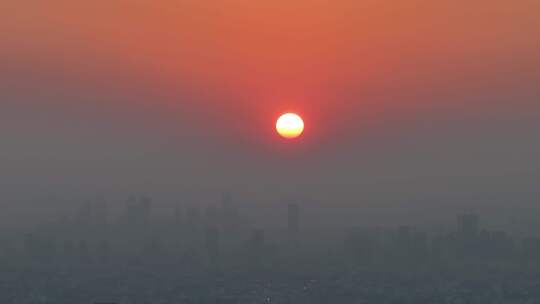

{"left": 140, "top": 196, "right": 152, "bottom": 227}
{"left": 205, "top": 226, "right": 220, "bottom": 264}
{"left": 251, "top": 229, "right": 265, "bottom": 247}
{"left": 247, "top": 228, "right": 265, "bottom": 265}
{"left": 397, "top": 225, "right": 411, "bottom": 244}
{"left": 76, "top": 199, "right": 108, "bottom": 228}
{"left": 63, "top": 240, "right": 74, "bottom": 257}
{"left": 287, "top": 203, "right": 300, "bottom": 235}
{"left": 221, "top": 192, "right": 238, "bottom": 231}
{"left": 457, "top": 213, "right": 480, "bottom": 257}
{"left": 126, "top": 196, "right": 152, "bottom": 229}
{"left": 24, "top": 234, "right": 39, "bottom": 259}
{"left": 344, "top": 227, "right": 379, "bottom": 264}
{"left": 78, "top": 239, "right": 89, "bottom": 261}
{"left": 458, "top": 213, "right": 479, "bottom": 239}
{"left": 205, "top": 205, "right": 219, "bottom": 224}
{"left": 98, "top": 239, "right": 111, "bottom": 262}
{"left": 174, "top": 205, "right": 183, "bottom": 225}
{"left": 143, "top": 235, "right": 162, "bottom": 258}
{"left": 186, "top": 205, "right": 201, "bottom": 228}
{"left": 522, "top": 237, "right": 540, "bottom": 260}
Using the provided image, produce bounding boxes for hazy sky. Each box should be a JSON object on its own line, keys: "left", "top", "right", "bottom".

{"left": 1, "top": 1, "right": 539, "bottom": 216}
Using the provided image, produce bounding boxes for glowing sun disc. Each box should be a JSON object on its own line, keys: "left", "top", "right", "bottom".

{"left": 276, "top": 113, "right": 304, "bottom": 139}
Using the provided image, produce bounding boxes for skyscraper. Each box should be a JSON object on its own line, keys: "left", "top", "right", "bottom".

{"left": 205, "top": 226, "right": 220, "bottom": 264}
{"left": 457, "top": 213, "right": 480, "bottom": 257}
{"left": 221, "top": 192, "right": 238, "bottom": 231}
{"left": 287, "top": 202, "right": 300, "bottom": 235}
{"left": 186, "top": 205, "right": 201, "bottom": 228}
{"left": 459, "top": 214, "right": 479, "bottom": 239}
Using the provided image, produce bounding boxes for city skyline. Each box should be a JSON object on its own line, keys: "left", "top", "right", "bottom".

{"left": 1, "top": 0, "right": 539, "bottom": 303}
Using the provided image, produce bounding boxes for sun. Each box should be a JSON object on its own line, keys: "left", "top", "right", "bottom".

{"left": 276, "top": 113, "right": 304, "bottom": 139}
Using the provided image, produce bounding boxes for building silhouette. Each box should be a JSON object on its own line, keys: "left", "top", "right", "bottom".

{"left": 221, "top": 192, "right": 238, "bottom": 232}
{"left": 186, "top": 205, "right": 201, "bottom": 229}
{"left": 287, "top": 202, "right": 300, "bottom": 235}
{"left": 205, "top": 226, "right": 220, "bottom": 265}
{"left": 459, "top": 213, "right": 479, "bottom": 239}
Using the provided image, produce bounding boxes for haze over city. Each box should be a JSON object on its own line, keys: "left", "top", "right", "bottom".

{"left": 1, "top": 1, "right": 540, "bottom": 303}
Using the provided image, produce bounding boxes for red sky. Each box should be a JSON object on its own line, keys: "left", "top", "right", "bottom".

{"left": 1, "top": 0, "right": 539, "bottom": 197}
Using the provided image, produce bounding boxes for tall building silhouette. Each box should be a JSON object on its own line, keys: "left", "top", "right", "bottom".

{"left": 205, "top": 205, "right": 219, "bottom": 224}
{"left": 98, "top": 239, "right": 110, "bottom": 263}
{"left": 174, "top": 205, "right": 183, "bottom": 226}
{"left": 140, "top": 196, "right": 152, "bottom": 227}
{"left": 186, "top": 205, "right": 201, "bottom": 228}
{"left": 457, "top": 213, "right": 480, "bottom": 257}
{"left": 247, "top": 228, "right": 265, "bottom": 266}
{"left": 126, "top": 196, "right": 152, "bottom": 229}
{"left": 205, "top": 226, "right": 220, "bottom": 264}
{"left": 458, "top": 213, "right": 480, "bottom": 241}
{"left": 221, "top": 192, "right": 238, "bottom": 231}
{"left": 458, "top": 214, "right": 479, "bottom": 239}
{"left": 287, "top": 203, "right": 300, "bottom": 235}
{"left": 76, "top": 199, "right": 108, "bottom": 228}
{"left": 126, "top": 196, "right": 138, "bottom": 226}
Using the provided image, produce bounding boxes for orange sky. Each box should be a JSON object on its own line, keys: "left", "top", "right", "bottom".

{"left": 1, "top": 0, "right": 540, "bottom": 201}
{"left": 3, "top": 0, "right": 538, "bottom": 94}
{"left": 3, "top": 1, "right": 538, "bottom": 145}
{"left": 1, "top": 0, "right": 538, "bottom": 141}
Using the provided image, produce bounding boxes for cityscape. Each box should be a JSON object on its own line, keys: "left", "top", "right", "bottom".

{"left": 2, "top": 1, "right": 539, "bottom": 303}
{"left": 2, "top": 194, "right": 540, "bottom": 304}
